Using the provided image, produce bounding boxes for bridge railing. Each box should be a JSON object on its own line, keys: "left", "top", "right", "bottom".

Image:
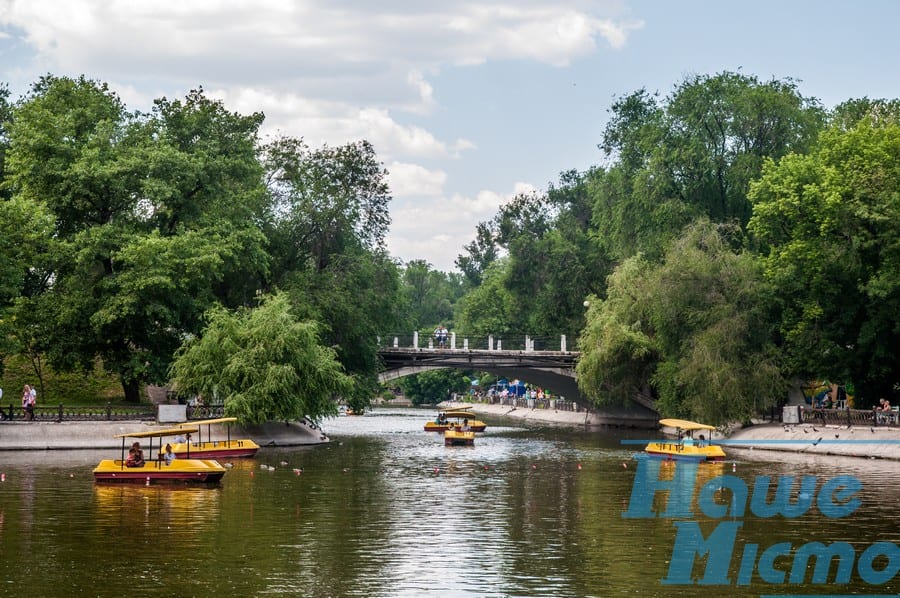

{"left": 378, "top": 332, "right": 578, "bottom": 352}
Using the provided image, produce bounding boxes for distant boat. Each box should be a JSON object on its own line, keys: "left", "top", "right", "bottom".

{"left": 93, "top": 426, "right": 226, "bottom": 486}
{"left": 643, "top": 418, "right": 725, "bottom": 462}
{"left": 171, "top": 417, "right": 259, "bottom": 459}
{"left": 444, "top": 427, "right": 475, "bottom": 446}
{"left": 424, "top": 408, "right": 486, "bottom": 432}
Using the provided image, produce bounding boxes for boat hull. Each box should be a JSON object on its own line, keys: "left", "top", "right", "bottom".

{"left": 444, "top": 430, "right": 475, "bottom": 446}
{"left": 92, "top": 459, "right": 227, "bottom": 485}
{"left": 643, "top": 441, "right": 726, "bottom": 462}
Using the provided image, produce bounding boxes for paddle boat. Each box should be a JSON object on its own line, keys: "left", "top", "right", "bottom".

{"left": 444, "top": 425, "right": 475, "bottom": 446}
{"left": 170, "top": 417, "right": 260, "bottom": 459}
{"left": 93, "top": 427, "right": 227, "bottom": 485}
{"left": 424, "top": 408, "right": 487, "bottom": 432}
{"left": 643, "top": 418, "right": 726, "bottom": 462}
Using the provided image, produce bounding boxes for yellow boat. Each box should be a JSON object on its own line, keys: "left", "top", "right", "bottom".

{"left": 93, "top": 427, "right": 227, "bottom": 485}
{"left": 444, "top": 427, "right": 475, "bottom": 446}
{"left": 644, "top": 418, "right": 726, "bottom": 462}
{"left": 424, "top": 409, "right": 487, "bottom": 432}
{"left": 171, "top": 417, "right": 259, "bottom": 459}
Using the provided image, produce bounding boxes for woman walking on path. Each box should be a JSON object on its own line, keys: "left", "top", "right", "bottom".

{"left": 22, "top": 385, "right": 35, "bottom": 420}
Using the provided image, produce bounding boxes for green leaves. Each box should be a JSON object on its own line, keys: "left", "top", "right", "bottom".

{"left": 748, "top": 118, "right": 900, "bottom": 399}
{"left": 170, "top": 293, "right": 352, "bottom": 424}
{"left": 577, "top": 221, "right": 784, "bottom": 425}
{"left": 3, "top": 77, "right": 269, "bottom": 401}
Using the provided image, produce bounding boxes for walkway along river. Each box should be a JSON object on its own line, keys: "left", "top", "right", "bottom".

{"left": 0, "top": 407, "right": 897, "bottom": 596}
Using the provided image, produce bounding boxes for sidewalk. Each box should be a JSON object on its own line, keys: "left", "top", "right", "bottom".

{"left": 441, "top": 401, "right": 657, "bottom": 428}
{"left": 450, "top": 402, "right": 900, "bottom": 462}
{"left": 0, "top": 420, "right": 329, "bottom": 451}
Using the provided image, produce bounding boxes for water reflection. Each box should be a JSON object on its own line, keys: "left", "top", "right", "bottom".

{"left": 0, "top": 408, "right": 896, "bottom": 596}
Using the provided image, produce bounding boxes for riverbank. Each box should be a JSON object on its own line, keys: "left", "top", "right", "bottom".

{"left": 447, "top": 401, "right": 900, "bottom": 462}
{"left": 439, "top": 401, "right": 655, "bottom": 428}
{"left": 0, "top": 420, "right": 329, "bottom": 450}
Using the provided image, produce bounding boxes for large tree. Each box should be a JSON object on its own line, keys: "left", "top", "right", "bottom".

{"left": 593, "top": 71, "right": 824, "bottom": 262}
{"left": 261, "top": 136, "right": 402, "bottom": 411}
{"left": 748, "top": 114, "right": 900, "bottom": 402}
{"left": 3, "top": 77, "right": 269, "bottom": 401}
{"left": 169, "top": 293, "right": 352, "bottom": 423}
{"left": 577, "top": 221, "right": 784, "bottom": 425}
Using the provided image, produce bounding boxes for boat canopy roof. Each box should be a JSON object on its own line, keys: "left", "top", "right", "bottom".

{"left": 658, "top": 418, "right": 716, "bottom": 431}
{"left": 179, "top": 417, "right": 238, "bottom": 427}
{"left": 441, "top": 411, "right": 480, "bottom": 419}
{"left": 114, "top": 426, "right": 199, "bottom": 439}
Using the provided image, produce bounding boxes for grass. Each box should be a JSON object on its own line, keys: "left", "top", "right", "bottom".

{"left": 1, "top": 354, "right": 139, "bottom": 406}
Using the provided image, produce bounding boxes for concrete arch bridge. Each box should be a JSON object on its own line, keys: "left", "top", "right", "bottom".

{"left": 377, "top": 332, "right": 657, "bottom": 427}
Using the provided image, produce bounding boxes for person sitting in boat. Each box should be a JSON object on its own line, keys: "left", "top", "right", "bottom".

{"left": 461, "top": 418, "right": 471, "bottom": 432}
{"left": 126, "top": 442, "right": 145, "bottom": 467}
{"left": 163, "top": 443, "right": 175, "bottom": 465}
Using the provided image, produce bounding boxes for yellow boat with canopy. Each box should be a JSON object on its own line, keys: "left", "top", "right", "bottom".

{"left": 171, "top": 417, "right": 260, "bottom": 459}
{"left": 424, "top": 408, "right": 487, "bottom": 432}
{"left": 643, "top": 418, "right": 726, "bottom": 462}
{"left": 93, "top": 427, "right": 227, "bottom": 485}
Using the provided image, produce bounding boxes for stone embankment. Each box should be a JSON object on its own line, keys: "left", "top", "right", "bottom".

{"left": 0, "top": 420, "right": 328, "bottom": 451}
{"left": 446, "top": 402, "right": 900, "bottom": 462}
{"left": 440, "top": 401, "right": 656, "bottom": 428}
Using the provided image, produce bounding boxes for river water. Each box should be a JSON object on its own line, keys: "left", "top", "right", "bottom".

{"left": 0, "top": 408, "right": 897, "bottom": 597}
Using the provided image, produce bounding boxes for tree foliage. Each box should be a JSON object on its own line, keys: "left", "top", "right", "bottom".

{"left": 396, "top": 368, "right": 472, "bottom": 405}
{"left": 593, "top": 71, "right": 824, "bottom": 262}
{"left": 577, "top": 221, "right": 784, "bottom": 425}
{"left": 169, "top": 293, "right": 352, "bottom": 424}
{"left": 3, "top": 76, "right": 269, "bottom": 401}
{"left": 748, "top": 117, "right": 900, "bottom": 401}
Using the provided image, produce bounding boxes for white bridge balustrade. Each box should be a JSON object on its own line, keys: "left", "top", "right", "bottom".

{"left": 379, "top": 332, "right": 573, "bottom": 353}
{"left": 375, "top": 331, "right": 660, "bottom": 426}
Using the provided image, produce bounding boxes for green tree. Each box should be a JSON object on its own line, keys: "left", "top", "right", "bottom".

{"left": 0, "top": 83, "right": 12, "bottom": 202}
{"left": 397, "top": 368, "right": 471, "bottom": 405}
{"left": 261, "top": 136, "right": 402, "bottom": 412}
{"left": 4, "top": 77, "right": 269, "bottom": 402}
{"left": 748, "top": 117, "right": 900, "bottom": 401}
{"left": 577, "top": 221, "right": 783, "bottom": 425}
{"left": 593, "top": 72, "right": 824, "bottom": 262}
{"left": 454, "top": 259, "right": 515, "bottom": 338}
{"left": 399, "top": 259, "right": 465, "bottom": 330}
{"left": 169, "top": 293, "right": 352, "bottom": 423}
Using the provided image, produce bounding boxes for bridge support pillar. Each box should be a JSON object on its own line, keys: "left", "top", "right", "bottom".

{"left": 393, "top": 337, "right": 399, "bottom": 348}
{"left": 561, "top": 335, "right": 567, "bottom": 352}
{"left": 463, "top": 338, "right": 469, "bottom": 350}
{"left": 488, "top": 335, "right": 494, "bottom": 351}
{"left": 413, "top": 331, "right": 419, "bottom": 349}
{"left": 451, "top": 332, "right": 456, "bottom": 350}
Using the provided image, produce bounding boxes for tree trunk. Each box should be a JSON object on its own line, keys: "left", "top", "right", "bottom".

{"left": 121, "top": 376, "right": 141, "bottom": 404}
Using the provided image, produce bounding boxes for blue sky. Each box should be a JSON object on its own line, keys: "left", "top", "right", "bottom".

{"left": 2, "top": 1, "right": 899, "bottom": 271}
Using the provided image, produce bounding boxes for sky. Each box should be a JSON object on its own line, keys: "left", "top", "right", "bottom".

{"left": 2, "top": 1, "right": 900, "bottom": 272}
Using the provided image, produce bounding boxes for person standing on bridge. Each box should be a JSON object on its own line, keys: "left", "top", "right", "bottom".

{"left": 434, "top": 324, "right": 448, "bottom": 349}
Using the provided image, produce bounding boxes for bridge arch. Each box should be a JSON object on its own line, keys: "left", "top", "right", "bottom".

{"left": 377, "top": 343, "right": 658, "bottom": 426}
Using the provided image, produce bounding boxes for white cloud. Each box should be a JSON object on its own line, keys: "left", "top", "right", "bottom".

{"left": 386, "top": 162, "right": 446, "bottom": 199}
{"left": 215, "top": 86, "right": 472, "bottom": 162}
{"left": 0, "top": 1, "right": 637, "bottom": 270}
{"left": 388, "top": 182, "right": 536, "bottom": 271}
